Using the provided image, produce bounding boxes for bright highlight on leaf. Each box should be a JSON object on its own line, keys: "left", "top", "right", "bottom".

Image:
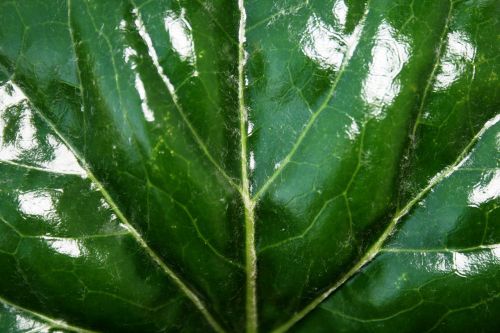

{"left": 0, "top": 0, "right": 498, "bottom": 332}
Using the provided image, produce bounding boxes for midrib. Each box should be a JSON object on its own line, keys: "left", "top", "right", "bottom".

{"left": 237, "top": 0, "right": 258, "bottom": 332}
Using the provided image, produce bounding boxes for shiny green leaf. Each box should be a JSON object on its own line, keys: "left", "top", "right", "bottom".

{"left": 0, "top": 0, "right": 498, "bottom": 332}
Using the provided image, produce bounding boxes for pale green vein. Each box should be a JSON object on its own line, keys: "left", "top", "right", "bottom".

{"left": 321, "top": 298, "right": 424, "bottom": 323}
{"left": 64, "top": 4, "right": 226, "bottom": 331}
{"left": 0, "top": 295, "right": 100, "bottom": 333}
{"left": 85, "top": 290, "right": 180, "bottom": 312}
{"left": 193, "top": 0, "right": 239, "bottom": 46}
{"left": 0, "top": 215, "right": 130, "bottom": 240}
{"left": 130, "top": 3, "right": 240, "bottom": 192}
{"left": 411, "top": 0, "right": 454, "bottom": 140}
{"left": 79, "top": 0, "right": 137, "bottom": 159}
{"left": 0, "top": 215, "right": 23, "bottom": 236}
{"left": 258, "top": 121, "right": 368, "bottom": 253}
{"left": 237, "top": 0, "right": 257, "bottom": 332}
{"left": 119, "top": 170, "right": 243, "bottom": 269}
{"left": 252, "top": 3, "right": 370, "bottom": 201}
{"left": 0, "top": 159, "right": 84, "bottom": 176}
{"left": 27, "top": 233, "right": 132, "bottom": 241}
{"left": 23, "top": 90, "right": 225, "bottom": 333}
{"left": 425, "top": 291, "right": 500, "bottom": 333}
{"left": 85, "top": 290, "right": 158, "bottom": 311}
{"left": 287, "top": 65, "right": 313, "bottom": 114}
{"left": 246, "top": 2, "right": 310, "bottom": 33}
{"left": 258, "top": 194, "right": 343, "bottom": 254}
{"left": 382, "top": 243, "right": 500, "bottom": 253}
{"left": 167, "top": 195, "right": 245, "bottom": 270}
{"left": 272, "top": 114, "right": 500, "bottom": 333}
{"left": 67, "top": 0, "right": 87, "bottom": 154}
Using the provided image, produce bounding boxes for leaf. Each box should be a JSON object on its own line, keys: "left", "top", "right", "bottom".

{"left": 0, "top": 0, "right": 498, "bottom": 332}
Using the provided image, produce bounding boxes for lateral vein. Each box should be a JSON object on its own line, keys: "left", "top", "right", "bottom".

{"left": 0, "top": 295, "right": 100, "bottom": 333}
{"left": 31, "top": 101, "right": 225, "bottom": 332}
{"left": 272, "top": 114, "right": 499, "bottom": 333}
{"left": 65, "top": 4, "right": 226, "bottom": 331}
{"left": 410, "top": 0, "right": 454, "bottom": 140}
{"left": 0, "top": 159, "right": 83, "bottom": 176}
{"left": 131, "top": 4, "right": 239, "bottom": 192}
{"left": 252, "top": 1, "right": 370, "bottom": 201}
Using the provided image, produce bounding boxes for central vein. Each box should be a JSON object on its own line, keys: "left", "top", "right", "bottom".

{"left": 237, "top": 0, "right": 258, "bottom": 332}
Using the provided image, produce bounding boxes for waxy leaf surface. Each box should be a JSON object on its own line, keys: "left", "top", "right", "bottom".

{"left": 0, "top": 0, "right": 499, "bottom": 332}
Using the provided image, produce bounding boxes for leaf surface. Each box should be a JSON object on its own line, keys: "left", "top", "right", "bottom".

{"left": 0, "top": 0, "right": 498, "bottom": 332}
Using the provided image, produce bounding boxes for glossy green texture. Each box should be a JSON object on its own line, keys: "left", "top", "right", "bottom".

{"left": 0, "top": 0, "right": 498, "bottom": 332}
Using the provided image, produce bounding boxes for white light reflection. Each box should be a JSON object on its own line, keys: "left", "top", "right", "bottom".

{"left": 301, "top": 13, "right": 361, "bottom": 71}
{"left": 17, "top": 112, "right": 36, "bottom": 153}
{"left": 0, "top": 82, "right": 25, "bottom": 110}
{"left": 493, "top": 247, "right": 500, "bottom": 261}
{"left": 122, "top": 32, "right": 156, "bottom": 122}
{"left": 123, "top": 45, "right": 136, "bottom": 64}
{"left": 164, "top": 9, "right": 197, "bottom": 65}
{"left": 134, "top": 74, "right": 155, "bottom": 122}
{"left": 0, "top": 83, "right": 36, "bottom": 160}
{"left": 301, "top": 1, "right": 364, "bottom": 72}
{"left": 18, "top": 190, "right": 58, "bottom": 220}
{"left": 43, "top": 135, "right": 86, "bottom": 176}
{"left": 47, "top": 238, "right": 82, "bottom": 258}
{"left": 453, "top": 252, "right": 471, "bottom": 277}
{"left": 0, "top": 81, "right": 85, "bottom": 175}
{"left": 434, "top": 31, "right": 475, "bottom": 91}
{"left": 332, "top": 0, "right": 348, "bottom": 27}
{"left": 453, "top": 248, "right": 500, "bottom": 278}
{"left": 431, "top": 252, "right": 451, "bottom": 272}
{"left": 346, "top": 117, "right": 360, "bottom": 141}
{"left": 132, "top": 9, "right": 180, "bottom": 105}
{"left": 247, "top": 120, "right": 254, "bottom": 135}
{"left": 468, "top": 170, "right": 500, "bottom": 206}
{"left": 249, "top": 151, "right": 255, "bottom": 172}
{"left": 15, "top": 314, "right": 50, "bottom": 332}
{"left": 415, "top": 246, "right": 500, "bottom": 278}
{"left": 301, "top": 15, "right": 344, "bottom": 70}
{"left": 362, "top": 21, "right": 409, "bottom": 119}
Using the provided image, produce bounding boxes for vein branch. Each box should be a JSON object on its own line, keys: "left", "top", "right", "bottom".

{"left": 410, "top": 0, "right": 454, "bottom": 140}
{"left": 272, "top": 114, "right": 499, "bottom": 333}
{"left": 382, "top": 243, "right": 500, "bottom": 253}
{"left": 0, "top": 295, "right": 100, "bottom": 333}
{"left": 66, "top": 4, "right": 226, "bottom": 331}
{"left": 32, "top": 100, "right": 225, "bottom": 332}
{"left": 252, "top": 3, "right": 370, "bottom": 201}
{"left": 0, "top": 159, "right": 82, "bottom": 176}
{"left": 130, "top": 4, "right": 240, "bottom": 192}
